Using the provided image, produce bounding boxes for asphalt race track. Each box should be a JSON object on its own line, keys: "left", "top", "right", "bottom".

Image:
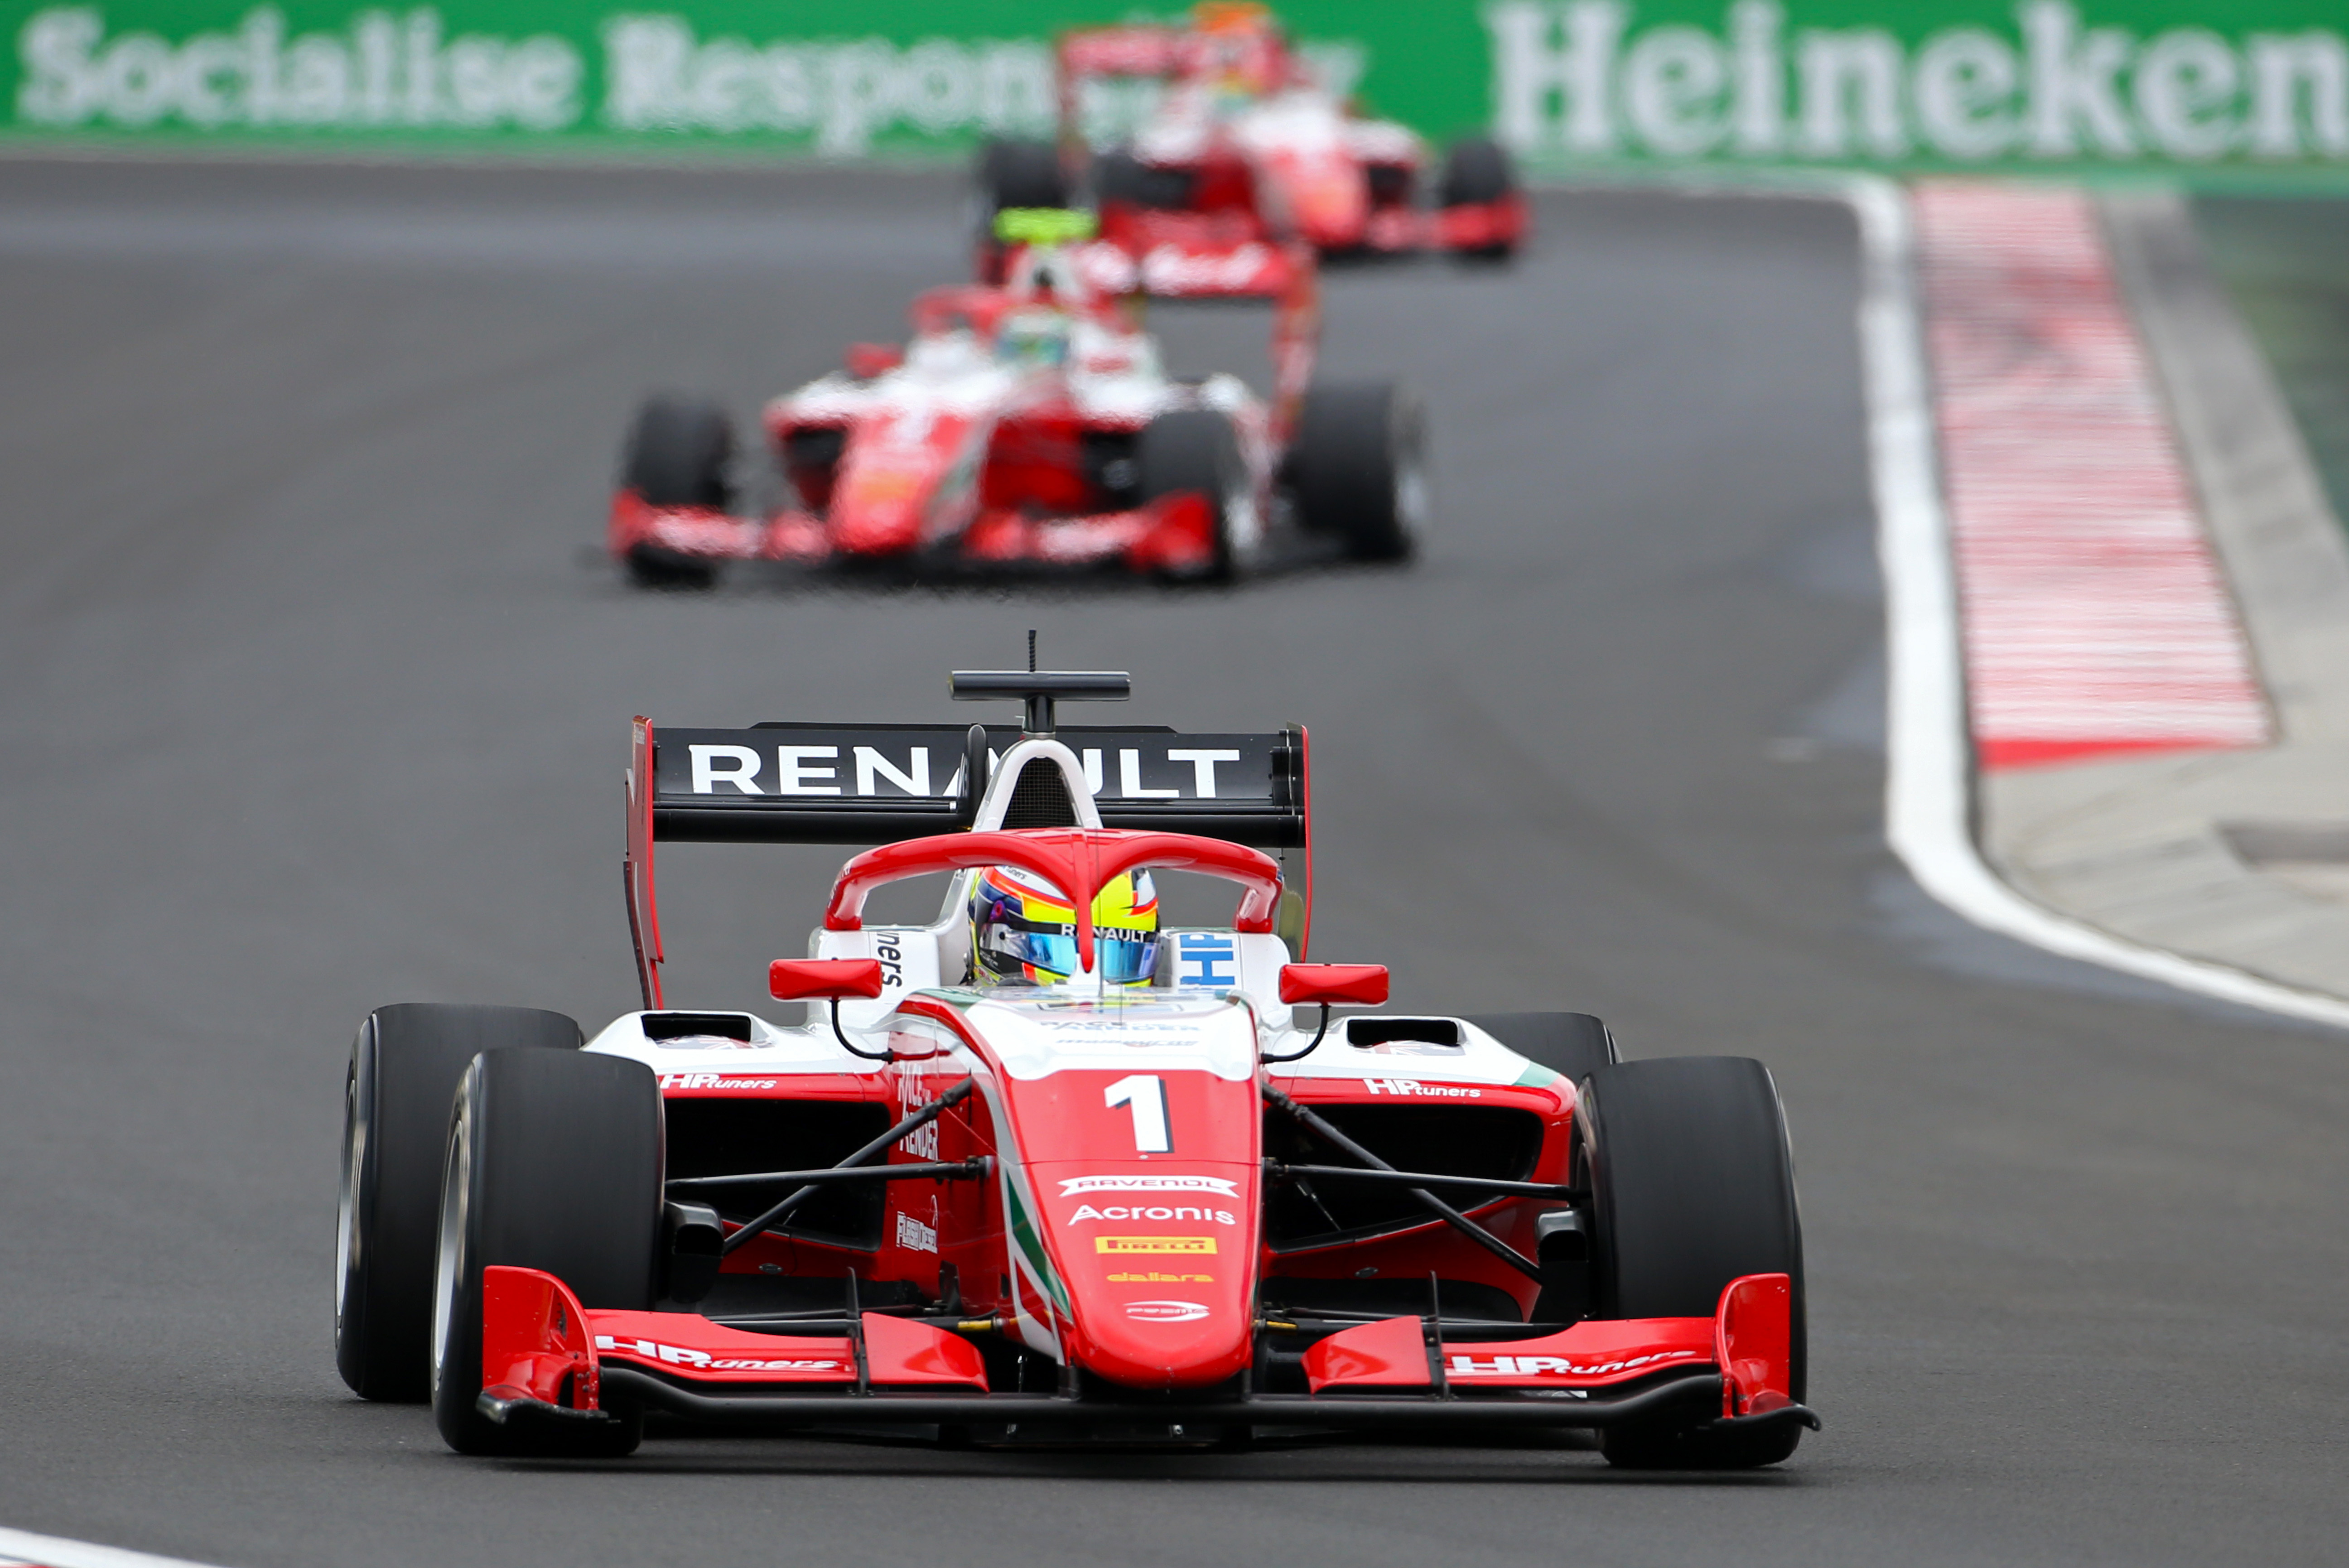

{"left": 1, "top": 159, "right": 2345, "bottom": 1567}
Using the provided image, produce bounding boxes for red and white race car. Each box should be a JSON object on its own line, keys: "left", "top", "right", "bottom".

{"left": 335, "top": 669, "right": 1818, "bottom": 1469}
{"left": 608, "top": 217, "right": 1421, "bottom": 588}
{"left": 974, "top": 5, "right": 1527, "bottom": 299}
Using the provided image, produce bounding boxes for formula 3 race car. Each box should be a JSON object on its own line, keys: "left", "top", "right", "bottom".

{"left": 608, "top": 212, "right": 1422, "bottom": 589}
{"left": 334, "top": 669, "right": 1818, "bottom": 1469}
{"left": 974, "top": 3, "right": 1527, "bottom": 299}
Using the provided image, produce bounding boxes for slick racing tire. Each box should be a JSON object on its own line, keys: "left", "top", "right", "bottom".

{"left": 1095, "top": 149, "right": 1194, "bottom": 210}
{"left": 1139, "top": 409, "right": 1255, "bottom": 582}
{"left": 430, "top": 1047, "right": 662, "bottom": 1456}
{"left": 620, "top": 394, "right": 731, "bottom": 590}
{"left": 1580, "top": 1057, "right": 1806, "bottom": 1470}
{"left": 335, "top": 1004, "right": 582, "bottom": 1403}
{"left": 978, "top": 138, "right": 1071, "bottom": 212}
{"left": 1437, "top": 136, "right": 1520, "bottom": 260}
{"left": 974, "top": 140, "right": 1070, "bottom": 280}
{"left": 1286, "top": 383, "right": 1425, "bottom": 562}
{"left": 1463, "top": 1013, "right": 1617, "bottom": 1090}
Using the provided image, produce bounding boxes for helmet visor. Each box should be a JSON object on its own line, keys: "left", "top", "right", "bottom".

{"left": 995, "top": 927, "right": 1158, "bottom": 986}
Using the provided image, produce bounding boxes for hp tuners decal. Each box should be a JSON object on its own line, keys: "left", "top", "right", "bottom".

{"left": 1173, "top": 931, "right": 1237, "bottom": 989}
{"left": 595, "top": 1336, "right": 840, "bottom": 1373}
{"left": 1446, "top": 1349, "right": 1700, "bottom": 1378}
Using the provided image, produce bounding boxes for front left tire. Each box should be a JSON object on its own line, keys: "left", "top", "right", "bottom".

{"left": 429, "top": 1047, "right": 663, "bottom": 1455}
{"left": 1138, "top": 409, "right": 1256, "bottom": 582}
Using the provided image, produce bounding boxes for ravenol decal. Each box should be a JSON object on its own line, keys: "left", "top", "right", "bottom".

{"left": 1057, "top": 1173, "right": 1239, "bottom": 1197}
{"left": 1095, "top": 1235, "right": 1216, "bottom": 1254}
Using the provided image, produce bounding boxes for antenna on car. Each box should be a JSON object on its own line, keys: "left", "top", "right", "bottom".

{"left": 948, "top": 663, "right": 1131, "bottom": 737}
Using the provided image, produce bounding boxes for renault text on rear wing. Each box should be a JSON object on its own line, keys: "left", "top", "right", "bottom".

{"left": 648, "top": 723, "right": 1307, "bottom": 848}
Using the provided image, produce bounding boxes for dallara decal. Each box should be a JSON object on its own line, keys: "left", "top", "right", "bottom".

{"left": 1095, "top": 1235, "right": 1216, "bottom": 1254}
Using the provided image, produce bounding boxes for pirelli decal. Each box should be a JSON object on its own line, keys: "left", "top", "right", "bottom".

{"left": 1095, "top": 1235, "right": 1217, "bottom": 1255}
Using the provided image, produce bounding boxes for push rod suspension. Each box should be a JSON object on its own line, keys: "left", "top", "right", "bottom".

{"left": 671, "top": 1158, "right": 989, "bottom": 1191}
{"left": 718, "top": 1076, "right": 978, "bottom": 1255}
{"left": 1264, "top": 1162, "right": 1578, "bottom": 1201}
{"left": 1261, "top": 1085, "right": 1543, "bottom": 1281}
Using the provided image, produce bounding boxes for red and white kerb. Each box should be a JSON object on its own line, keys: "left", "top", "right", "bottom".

{"left": 1913, "top": 181, "right": 2270, "bottom": 771}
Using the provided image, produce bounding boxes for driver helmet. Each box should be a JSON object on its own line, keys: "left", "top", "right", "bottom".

{"left": 996, "top": 307, "right": 1073, "bottom": 369}
{"left": 970, "top": 865, "right": 1159, "bottom": 987}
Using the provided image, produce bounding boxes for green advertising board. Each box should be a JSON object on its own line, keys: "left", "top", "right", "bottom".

{"left": 7, "top": 0, "right": 2348, "bottom": 180}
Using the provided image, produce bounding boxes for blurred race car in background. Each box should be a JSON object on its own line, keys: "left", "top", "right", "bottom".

{"left": 334, "top": 667, "right": 1818, "bottom": 1469}
{"left": 974, "top": 2, "right": 1527, "bottom": 299}
{"left": 609, "top": 211, "right": 1423, "bottom": 589}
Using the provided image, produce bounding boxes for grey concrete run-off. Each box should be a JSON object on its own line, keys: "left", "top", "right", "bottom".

{"left": 0, "top": 160, "right": 2345, "bottom": 1568}
{"left": 1980, "top": 191, "right": 2349, "bottom": 997}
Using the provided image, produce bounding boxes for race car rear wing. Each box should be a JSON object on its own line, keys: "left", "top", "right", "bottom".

{"left": 622, "top": 671, "right": 1312, "bottom": 1006}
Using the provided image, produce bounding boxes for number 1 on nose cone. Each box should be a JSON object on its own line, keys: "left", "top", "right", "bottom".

{"left": 1105, "top": 1073, "right": 1171, "bottom": 1153}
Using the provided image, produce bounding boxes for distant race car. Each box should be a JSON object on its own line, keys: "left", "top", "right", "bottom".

{"left": 974, "top": 3, "right": 1527, "bottom": 299}
{"left": 608, "top": 211, "right": 1421, "bottom": 588}
{"left": 335, "top": 667, "right": 1819, "bottom": 1469}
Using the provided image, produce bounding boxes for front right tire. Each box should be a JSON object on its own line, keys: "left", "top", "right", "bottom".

{"left": 430, "top": 1047, "right": 663, "bottom": 1455}
{"left": 1579, "top": 1056, "right": 1807, "bottom": 1469}
{"left": 336, "top": 1004, "right": 582, "bottom": 1402}
{"left": 619, "top": 394, "right": 732, "bottom": 589}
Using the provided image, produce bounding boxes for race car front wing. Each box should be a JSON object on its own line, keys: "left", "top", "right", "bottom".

{"left": 474, "top": 1265, "right": 1818, "bottom": 1444}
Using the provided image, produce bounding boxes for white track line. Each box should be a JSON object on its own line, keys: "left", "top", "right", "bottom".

{"left": 1848, "top": 174, "right": 2349, "bottom": 1032}
{"left": 0, "top": 1529, "right": 232, "bottom": 1568}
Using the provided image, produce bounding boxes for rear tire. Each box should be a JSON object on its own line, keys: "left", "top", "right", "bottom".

{"left": 1580, "top": 1057, "right": 1806, "bottom": 1469}
{"left": 429, "top": 1048, "right": 662, "bottom": 1456}
{"left": 1438, "top": 137, "right": 1520, "bottom": 260}
{"left": 1463, "top": 1012, "right": 1616, "bottom": 1089}
{"left": 1138, "top": 409, "right": 1254, "bottom": 582}
{"left": 1286, "top": 383, "right": 1424, "bottom": 562}
{"left": 1095, "top": 149, "right": 1193, "bottom": 209}
{"left": 335, "top": 1004, "right": 581, "bottom": 1402}
{"left": 620, "top": 395, "right": 729, "bottom": 590}
{"left": 975, "top": 140, "right": 1071, "bottom": 280}
{"left": 978, "top": 138, "right": 1070, "bottom": 212}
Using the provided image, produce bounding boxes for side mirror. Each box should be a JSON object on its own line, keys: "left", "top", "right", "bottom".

{"left": 769, "top": 957, "right": 885, "bottom": 1002}
{"left": 845, "top": 342, "right": 903, "bottom": 379}
{"left": 1278, "top": 963, "right": 1389, "bottom": 1007}
{"left": 1266, "top": 964, "right": 1389, "bottom": 1065}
